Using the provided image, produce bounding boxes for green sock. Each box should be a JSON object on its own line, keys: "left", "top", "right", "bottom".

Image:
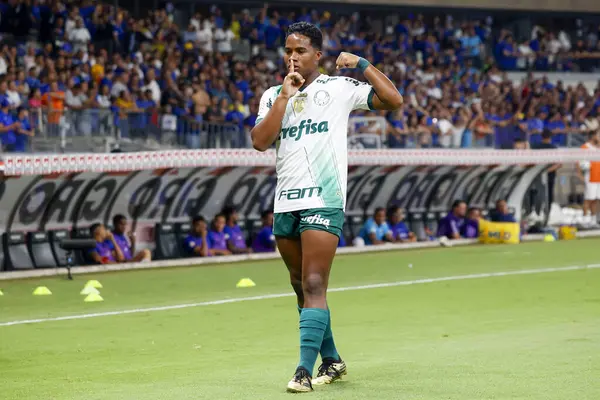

{"left": 297, "top": 305, "right": 339, "bottom": 361}
{"left": 320, "top": 309, "right": 340, "bottom": 360}
{"left": 297, "top": 305, "right": 340, "bottom": 361}
{"left": 298, "top": 308, "right": 329, "bottom": 375}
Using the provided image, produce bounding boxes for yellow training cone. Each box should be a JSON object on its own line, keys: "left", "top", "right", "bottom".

{"left": 0, "top": 289, "right": 4, "bottom": 296}
{"left": 33, "top": 286, "right": 52, "bottom": 295}
{"left": 84, "top": 293, "right": 104, "bottom": 302}
{"left": 85, "top": 280, "right": 103, "bottom": 289}
{"left": 80, "top": 286, "right": 100, "bottom": 296}
{"left": 236, "top": 278, "right": 256, "bottom": 288}
{"left": 544, "top": 234, "right": 556, "bottom": 242}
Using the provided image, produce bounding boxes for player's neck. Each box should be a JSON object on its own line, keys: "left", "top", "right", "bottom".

{"left": 300, "top": 70, "right": 321, "bottom": 91}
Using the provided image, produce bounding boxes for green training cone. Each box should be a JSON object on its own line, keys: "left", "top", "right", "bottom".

{"left": 33, "top": 286, "right": 52, "bottom": 296}
{"left": 85, "top": 280, "right": 103, "bottom": 289}
{"left": 236, "top": 278, "right": 256, "bottom": 288}
{"left": 84, "top": 293, "right": 104, "bottom": 302}
{"left": 80, "top": 286, "right": 100, "bottom": 296}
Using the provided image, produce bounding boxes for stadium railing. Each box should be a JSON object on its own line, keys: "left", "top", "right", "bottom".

{"left": 25, "top": 109, "right": 244, "bottom": 152}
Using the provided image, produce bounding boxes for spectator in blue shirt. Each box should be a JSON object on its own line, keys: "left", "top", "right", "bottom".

{"left": 490, "top": 199, "right": 517, "bottom": 223}
{"left": 208, "top": 213, "right": 232, "bottom": 256}
{"left": 252, "top": 210, "right": 276, "bottom": 253}
{"left": 183, "top": 216, "right": 211, "bottom": 257}
{"left": 387, "top": 205, "right": 416, "bottom": 242}
{"left": 0, "top": 97, "right": 20, "bottom": 152}
{"left": 357, "top": 207, "right": 393, "bottom": 245}
{"left": 14, "top": 107, "right": 34, "bottom": 152}
{"left": 461, "top": 207, "right": 481, "bottom": 238}
{"left": 222, "top": 206, "right": 252, "bottom": 254}
{"left": 437, "top": 200, "right": 467, "bottom": 239}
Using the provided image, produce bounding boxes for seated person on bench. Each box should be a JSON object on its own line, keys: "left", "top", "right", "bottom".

{"left": 112, "top": 214, "right": 152, "bottom": 262}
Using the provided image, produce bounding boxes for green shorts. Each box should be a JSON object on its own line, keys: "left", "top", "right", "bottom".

{"left": 274, "top": 208, "right": 344, "bottom": 239}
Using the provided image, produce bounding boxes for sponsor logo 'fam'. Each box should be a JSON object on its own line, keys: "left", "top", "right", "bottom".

{"left": 278, "top": 186, "right": 323, "bottom": 201}
{"left": 301, "top": 214, "right": 331, "bottom": 228}
{"left": 280, "top": 119, "right": 329, "bottom": 141}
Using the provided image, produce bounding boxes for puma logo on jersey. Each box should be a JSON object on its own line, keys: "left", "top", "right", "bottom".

{"left": 301, "top": 214, "right": 330, "bottom": 228}
{"left": 280, "top": 119, "right": 329, "bottom": 141}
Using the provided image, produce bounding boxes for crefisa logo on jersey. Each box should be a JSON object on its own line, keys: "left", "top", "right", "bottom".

{"left": 280, "top": 119, "right": 329, "bottom": 141}
{"left": 301, "top": 214, "right": 330, "bottom": 228}
{"left": 313, "top": 90, "right": 331, "bottom": 106}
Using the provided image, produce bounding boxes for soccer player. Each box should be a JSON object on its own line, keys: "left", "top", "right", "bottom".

{"left": 222, "top": 206, "right": 253, "bottom": 254}
{"left": 89, "top": 223, "right": 125, "bottom": 264}
{"left": 250, "top": 21, "right": 402, "bottom": 392}
{"left": 183, "top": 216, "right": 211, "bottom": 257}
{"left": 437, "top": 200, "right": 467, "bottom": 239}
{"left": 355, "top": 207, "right": 394, "bottom": 246}
{"left": 388, "top": 205, "right": 416, "bottom": 242}
{"left": 251, "top": 210, "right": 276, "bottom": 253}
{"left": 207, "top": 213, "right": 232, "bottom": 256}
{"left": 461, "top": 207, "right": 481, "bottom": 238}
{"left": 579, "top": 131, "right": 600, "bottom": 227}
{"left": 112, "top": 214, "right": 152, "bottom": 262}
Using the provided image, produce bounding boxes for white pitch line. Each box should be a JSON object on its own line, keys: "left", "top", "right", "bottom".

{"left": 1, "top": 264, "right": 598, "bottom": 328}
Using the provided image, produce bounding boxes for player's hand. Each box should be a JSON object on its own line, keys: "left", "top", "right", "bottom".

{"left": 105, "top": 231, "right": 114, "bottom": 241}
{"left": 335, "top": 52, "right": 360, "bottom": 70}
{"left": 280, "top": 62, "right": 304, "bottom": 99}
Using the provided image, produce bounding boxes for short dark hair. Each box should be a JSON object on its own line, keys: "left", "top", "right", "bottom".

{"left": 287, "top": 22, "right": 323, "bottom": 50}
{"left": 213, "top": 213, "right": 225, "bottom": 221}
{"left": 542, "top": 129, "right": 552, "bottom": 140}
{"left": 89, "top": 223, "right": 102, "bottom": 236}
{"left": 452, "top": 200, "right": 466, "bottom": 210}
{"left": 261, "top": 209, "right": 273, "bottom": 219}
{"left": 112, "top": 214, "right": 126, "bottom": 227}
{"left": 222, "top": 206, "right": 237, "bottom": 221}
{"left": 374, "top": 207, "right": 385, "bottom": 216}
{"left": 387, "top": 205, "right": 400, "bottom": 218}
{"left": 192, "top": 215, "right": 206, "bottom": 225}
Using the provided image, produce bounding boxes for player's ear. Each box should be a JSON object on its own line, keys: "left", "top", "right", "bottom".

{"left": 315, "top": 50, "right": 322, "bottom": 62}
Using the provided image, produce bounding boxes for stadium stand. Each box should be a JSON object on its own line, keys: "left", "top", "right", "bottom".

{"left": 0, "top": 3, "right": 599, "bottom": 152}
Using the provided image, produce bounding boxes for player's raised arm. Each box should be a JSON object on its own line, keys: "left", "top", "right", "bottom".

{"left": 251, "top": 63, "right": 305, "bottom": 152}
{"left": 336, "top": 52, "right": 403, "bottom": 111}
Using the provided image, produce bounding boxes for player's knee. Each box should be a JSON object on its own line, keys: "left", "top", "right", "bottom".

{"left": 302, "top": 273, "right": 325, "bottom": 298}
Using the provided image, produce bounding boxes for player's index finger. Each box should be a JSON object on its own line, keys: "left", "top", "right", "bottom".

{"left": 289, "top": 61, "right": 294, "bottom": 74}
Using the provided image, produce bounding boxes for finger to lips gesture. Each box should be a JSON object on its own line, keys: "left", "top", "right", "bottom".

{"left": 336, "top": 52, "right": 360, "bottom": 70}
{"left": 282, "top": 62, "right": 305, "bottom": 98}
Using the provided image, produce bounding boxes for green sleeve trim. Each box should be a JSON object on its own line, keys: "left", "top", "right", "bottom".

{"left": 255, "top": 118, "right": 263, "bottom": 125}
{"left": 367, "top": 88, "right": 376, "bottom": 110}
{"left": 275, "top": 85, "right": 282, "bottom": 95}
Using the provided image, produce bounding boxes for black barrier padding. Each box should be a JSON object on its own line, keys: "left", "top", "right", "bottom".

{"left": 71, "top": 228, "right": 93, "bottom": 265}
{"left": 26, "top": 232, "right": 57, "bottom": 269}
{"left": 3, "top": 232, "right": 34, "bottom": 270}
{"left": 155, "top": 223, "right": 180, "bottom": 260}
{"left": 49, "top": 230, "right": 70, "bottom": 266}
{"left": 176, "top": 223, "right": 191, "bottom": 257}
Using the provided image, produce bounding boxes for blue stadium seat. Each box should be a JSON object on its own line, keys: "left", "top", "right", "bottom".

{"left": 26, "top": 232, "right": 57, "bottom": 268}
{"left": 155, "top": 223, "right": 179, "bottom": 260}
{"left": 3, "top": 232, "right": 35, "bottom": 270}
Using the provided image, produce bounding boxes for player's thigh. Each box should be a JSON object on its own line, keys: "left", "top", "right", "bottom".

{"left": 584, "top": 182, "right": 596, "bottom": 201}
{"left": 299, "top": 229, "right": 339, "bottom": 293}
{"left": 298, "top": 208, "right": 344, "bottom": 291}
{"left": 276, "top": 236, "right": 303, "bottom": 281}
{"left": 274, "top": 211, "right": 302, "bottom": 280}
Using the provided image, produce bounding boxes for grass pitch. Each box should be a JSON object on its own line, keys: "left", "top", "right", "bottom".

{"left": 1, "top": 240, "right": 599, "bottom": 400}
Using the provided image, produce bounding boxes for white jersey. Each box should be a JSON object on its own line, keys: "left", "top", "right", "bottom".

{"left": 257, "top": 74, "right": 375, "bottom": 213}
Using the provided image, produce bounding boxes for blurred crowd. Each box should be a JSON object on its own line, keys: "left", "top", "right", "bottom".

{"left": 0, "top": 1, "right": 599, "bottom": 152}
